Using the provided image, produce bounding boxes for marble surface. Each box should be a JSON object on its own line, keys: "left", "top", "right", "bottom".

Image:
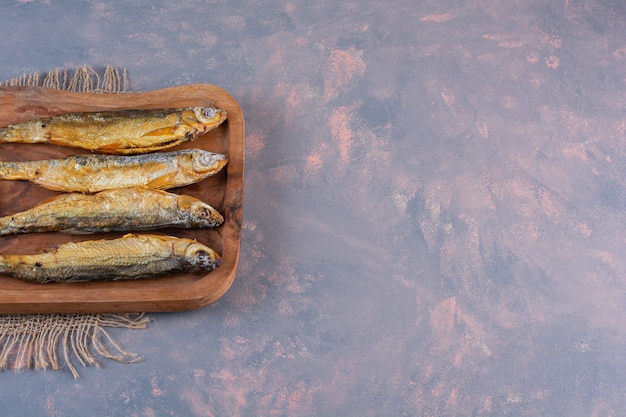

{"left": 2, "top": 0, "right": 626, "bottom": 415}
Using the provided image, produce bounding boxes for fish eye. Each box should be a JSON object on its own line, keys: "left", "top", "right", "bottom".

{"left": 192, "top": 150, "right": 225, "bottom": 171}
{"left": 192, "top": 204, "right": 210, "bottom": 218}
{"left": 203, "top": 107, "right": 217, "bottom": 118}
{"left": 189, "top": 246, "right": 222, "bottom": 270}
{"left": 194, "top": 250, "right": 210, "bottom": 265}
{"left": 200, "top": 152, "right": 214, "bottom": 165}
{"left": 194, "top": 107, "right": 218, "bottom": 122}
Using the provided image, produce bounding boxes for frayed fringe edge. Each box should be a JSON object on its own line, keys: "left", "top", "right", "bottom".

{"left": 1, "top": 65, "right": 128, "bottom": 93}
{"left": 0, "top": 313, "right": 149, "bottom": 379}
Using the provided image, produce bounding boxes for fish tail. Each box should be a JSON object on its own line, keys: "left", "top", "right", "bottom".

{"left": 0, "top": 126, "right": 9, "bottom": 142}
{"left": 0, "top": 254, "right": 45, "bottom": 283}
{"left": 0, "top": 126, "right": 17, "bottom": 143}
{"left": 0, "top": 216, "right": 13, "bottom": 236}
{"left": 0, "top": 212, "right": 28, "bottom": 236}
{"left": 0, "top": 121, "right": 48, "bottom": 144}
{"left": 0, "top": 125, "right": 26, "bottom": 143}
{"left": 0, "top": 256, "right": 11, "bottom": 278}
{"left": 0, "top": 160, "right": 30, "bottom": 181}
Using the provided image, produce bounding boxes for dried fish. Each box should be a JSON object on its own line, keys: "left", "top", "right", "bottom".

{"left": 0, "top": 148, "right": 227, "bottom": 193}
{"left": 0, "top": 107, "right": 227, "bottom": 154}
{"left": 0, "top": 188, "right": 223, "bottom": 235}
{"left": 0, "top": 233, "right": 221, "bottom": 283}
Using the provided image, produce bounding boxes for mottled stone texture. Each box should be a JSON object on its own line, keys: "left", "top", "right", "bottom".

{"left": 2, "top": 0, "right": 626, "bottom": 416}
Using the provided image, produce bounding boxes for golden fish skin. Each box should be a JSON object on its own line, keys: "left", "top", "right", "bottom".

{"left": 0, "top": 107, "right": 227, "bottom": 154}
{"left": 0, "top": 233, "right": 221, "bottom": 283}
{"left": 0, "top": 148, "right": 227, "bottom": 193}
{"left": 0, "top": 188, "right": 223, "bottom": 235}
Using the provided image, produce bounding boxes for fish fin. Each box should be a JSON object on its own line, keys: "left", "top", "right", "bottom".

{"left": 28, "top": 179, "right": 74, "bottom": 193}
{"left": 0, "top": 161, "right": 27, "bottom": 180}
{"left": 145, "top": 173, "right": 177, "bottom": 190}
{"left": 37, "top": 193, "right": 78, "bottom": 205}
{"left": 96, "top": 141, "right": 127, "bottom": 151}
{"left": 135, "top": 187, "right": 171, "bottom": 197}
{"left": 98, "top": 138, "right": 183, "bottom": 154}
{"left": 60, "top": 229, "right": 95, "bottom": 235}
{"left": 142, "top": 127, "right": 177, "bottom": 137}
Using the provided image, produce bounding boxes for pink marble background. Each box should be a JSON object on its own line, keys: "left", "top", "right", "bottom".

{"left": 2, "top": 0, "right": 626, "bottom": 416}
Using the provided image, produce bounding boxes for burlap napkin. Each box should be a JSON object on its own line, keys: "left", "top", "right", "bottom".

{"left": 0, "top": 66, "right": 150, "bottom": 378}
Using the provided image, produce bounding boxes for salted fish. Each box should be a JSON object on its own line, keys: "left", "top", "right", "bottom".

{"left": 0, "top": 107, "right": 227, "bottom": 154}
{"left": 0, "top": 148, "right": 227, "bottom": 193}
{"left": 0, "top": 233, "right": 221, "bottom": 283}
{"left": 0, "top": 188, "right": 223, "bottom": 235}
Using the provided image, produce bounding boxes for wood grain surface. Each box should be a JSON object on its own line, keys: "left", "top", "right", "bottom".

{"left": 0, "top": 84, "right": 244, "bottom": 313}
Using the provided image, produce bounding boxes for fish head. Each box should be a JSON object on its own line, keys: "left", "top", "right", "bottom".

{"left": 188, "top": 149, "right": 228, "bottom": 175}
{"left": 176, "top": 239, "right": 222, "bottom": 271}
{"left": 194, "top": 106, "right": 228, "bottom": 127}
{"left": 177, "top": 195, "right": 225, "bottom": 227}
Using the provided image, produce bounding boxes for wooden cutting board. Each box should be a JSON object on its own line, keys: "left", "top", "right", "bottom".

{"left": 0, "top": 84, "right": 244, "bottom": 313}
